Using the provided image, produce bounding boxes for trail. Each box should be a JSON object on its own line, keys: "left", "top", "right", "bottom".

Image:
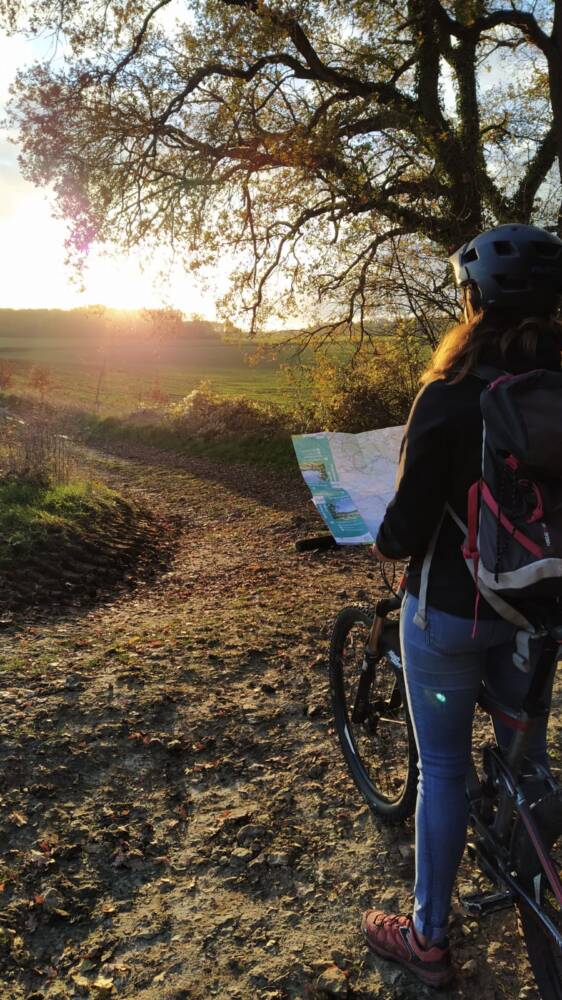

{"left": 0, "top": 442, "right": 549, "bottom": 999}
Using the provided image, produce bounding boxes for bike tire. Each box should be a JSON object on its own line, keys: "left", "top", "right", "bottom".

{"left": 329, "top": 604, "right": 417, "bottom": 823}
{"left": 511, "top": 790, "right": 562, "bottom": 1000}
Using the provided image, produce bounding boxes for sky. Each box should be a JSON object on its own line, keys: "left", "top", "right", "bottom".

{"left": 0, "top": 29, "right": 226, "bottom": 316}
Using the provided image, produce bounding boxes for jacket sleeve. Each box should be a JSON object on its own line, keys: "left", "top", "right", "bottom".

{"left": 376, "top": 381, "right": 452, "bottom": 560}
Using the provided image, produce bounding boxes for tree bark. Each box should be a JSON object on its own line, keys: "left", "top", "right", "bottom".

{"left": 549, "top": 1, "right": 562, "bottom": 232}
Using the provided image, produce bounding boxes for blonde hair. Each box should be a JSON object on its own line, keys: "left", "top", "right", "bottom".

{"left": 421, "top": 313, "right": 562, "bottom": 385}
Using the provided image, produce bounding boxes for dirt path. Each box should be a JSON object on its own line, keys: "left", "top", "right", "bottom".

{"left": 0, "top": 442, "right": 553, "bottom": 999}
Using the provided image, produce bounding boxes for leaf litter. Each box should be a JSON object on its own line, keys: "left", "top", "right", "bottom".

{"left": 0, "top": 440, "right": 556, "bottom": 999}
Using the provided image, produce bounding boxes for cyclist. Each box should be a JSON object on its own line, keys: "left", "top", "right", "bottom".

{"left": 361, "top": 224, "right": 562, "bottom": 988}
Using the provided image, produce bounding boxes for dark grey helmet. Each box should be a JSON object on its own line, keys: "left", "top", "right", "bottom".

{"left": 449, "top": 223, "right": 562, "bottom": 313}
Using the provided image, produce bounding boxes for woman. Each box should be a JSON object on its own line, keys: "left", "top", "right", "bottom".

{"left": 361, "top": 223, "right": 562, "bottom": 989}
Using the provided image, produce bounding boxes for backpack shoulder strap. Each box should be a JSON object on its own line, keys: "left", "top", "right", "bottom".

{"left": 412, "top": 509, "right": 446, "bottom": 630}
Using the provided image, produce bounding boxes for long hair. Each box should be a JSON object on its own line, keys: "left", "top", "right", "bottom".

{"left": 421, "top": 310, "right": 562, "bottom": 385}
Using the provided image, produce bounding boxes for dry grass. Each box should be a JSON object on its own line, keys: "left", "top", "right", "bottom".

{"left": 0, "top": 410, "right": 72, "bottom": 485}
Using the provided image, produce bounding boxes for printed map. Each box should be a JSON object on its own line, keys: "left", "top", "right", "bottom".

{"left": 292, "top": 426, "right": 404, "bottom": 545}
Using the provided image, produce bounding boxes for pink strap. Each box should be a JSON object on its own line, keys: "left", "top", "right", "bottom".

{"left": 463, "top": 480, "right": 480, "bottom": 560}
{"left": 480, "top": 482, "right": 543, "bottom": 558}
{"left": 520, "top": 480, "right": 544, "bottom": 524}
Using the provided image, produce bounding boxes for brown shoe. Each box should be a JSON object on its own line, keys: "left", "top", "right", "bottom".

{"left": 361, "top": 909, "right": 454, "bottom": 989}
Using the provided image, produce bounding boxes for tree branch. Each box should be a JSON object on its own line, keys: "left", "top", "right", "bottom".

{"left": 108, "top": 0, "right": 174, "bottom": 83}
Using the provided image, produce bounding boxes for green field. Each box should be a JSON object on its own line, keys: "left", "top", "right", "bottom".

{"left": 0, "top": 331, "right": 311, "bottom": 415}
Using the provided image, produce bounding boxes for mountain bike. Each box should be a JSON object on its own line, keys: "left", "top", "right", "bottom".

{"left": 327, "top": 555, "right": 562, "bottom": 999}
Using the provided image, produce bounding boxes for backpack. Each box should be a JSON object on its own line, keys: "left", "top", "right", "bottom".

{"left": 413, "top": 365, "right": 562, "bottom": 637}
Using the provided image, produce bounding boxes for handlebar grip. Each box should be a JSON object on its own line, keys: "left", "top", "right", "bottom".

{"left": 295, "top": 534, "right": 338, "bottom": 553}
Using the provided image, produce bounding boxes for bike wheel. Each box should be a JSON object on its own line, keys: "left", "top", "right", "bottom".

{"left": 329, "top": 604, "right": 417, "bottom": 823}
{"left": 511, "top": 790, "right": 562, "bottom": 999}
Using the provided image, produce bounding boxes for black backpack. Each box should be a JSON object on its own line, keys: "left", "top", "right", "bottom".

{"left": 414, "top": 365, "right": 562, "bottom": 637}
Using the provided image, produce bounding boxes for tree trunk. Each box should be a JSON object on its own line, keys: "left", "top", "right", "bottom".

{"left": 550, "top": 1, "right": 562, "bottom": 233}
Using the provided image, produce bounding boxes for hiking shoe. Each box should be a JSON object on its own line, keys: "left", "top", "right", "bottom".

{"left": 361, "top": 909, "right": 454, "bottom": 989}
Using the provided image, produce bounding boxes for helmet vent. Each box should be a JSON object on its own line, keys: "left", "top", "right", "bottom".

{"left": 462, "top": 247, "right": 478, "bottom": 264}
{"left": 531, "top": 241, "right": 562, "bottom": 259}
{"left": 493, "top": 240, "right": 517, "bottom": 256}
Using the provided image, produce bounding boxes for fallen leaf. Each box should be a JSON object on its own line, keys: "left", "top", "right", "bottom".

{"left": 9, "top": 811, "right": 28, "bottom": 827}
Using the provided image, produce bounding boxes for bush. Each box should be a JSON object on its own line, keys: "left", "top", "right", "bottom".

{"left": 28, "top": 364, "right": 53, "bottom": 399}
{"left": 0, "top": 362, "right": 13, "bottom": 391}
{"left": 167, "top": 383, "right": 290, "bottom": 440}
{"left": 309, "top": 334, "right": 428, "bottom": 432}
{"left": 0, "top": 412, "right": 71, "bottom": 485}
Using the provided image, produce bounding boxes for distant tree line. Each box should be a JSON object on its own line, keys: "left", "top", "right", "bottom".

{"left": 0, "top": 308, "right": 221, "bottom": 341}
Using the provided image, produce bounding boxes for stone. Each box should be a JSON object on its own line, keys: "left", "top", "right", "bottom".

{"left": 236, "top": 824, "right": 267, "bottom": 845}
{"left": 230, "top": 847, "right": 254, "bottom": 865}
{"left": 316, "top": 964, "right": 349, "bottom": 997}
{"left": 267, "top": 851, "right": 291, "bottom": 867}
{"left": 42, "top": 887, "right": 64, "bottom": 911}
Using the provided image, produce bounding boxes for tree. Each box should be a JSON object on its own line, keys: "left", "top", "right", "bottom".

{"left": 0, "top": 362, "right": 13, "bottom": 391}
{"left": 28, "top": 364, "right": 53, "bottom": 399}
{"left": 3, "top": 1, "right": 562, "bottom": 342}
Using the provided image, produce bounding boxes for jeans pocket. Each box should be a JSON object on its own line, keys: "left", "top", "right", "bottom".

{"left": 426, "top": 607, "right": 477, "bottom": 655}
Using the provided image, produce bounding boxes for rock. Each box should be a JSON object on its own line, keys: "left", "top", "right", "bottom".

{"left": 316, "top": 964, "right": 349, "bottom": 997}
{"left": 64, "top": 673, "right": 83, "bottom": 690}
{"left": 461, "top": 958, "right": 478, "bottom": 976}
{"left": 42, "top": 887, "right": 64, "bottom": 911}
{"left": 230, "top": 847, "right": 254, "bottom": 865}
{"left": 236, "top": 824, "right": 267, "bottom": 845}
{"left": 220, "top": 806, "right": 253, "bottom": 824}
{"left": 248, "top": 965, "right": 269, "bottom": 985}
{"left": 92, "top": 976, "right": 115, "bottom": 995}
{"left": 267, "top": 851, "right": 291, "bottom": 867}
{"left": 71, "top": 974, "right": 90, "bottom": 989}
{"left": 158, "top": 878, "right": 175, "bottom": 892}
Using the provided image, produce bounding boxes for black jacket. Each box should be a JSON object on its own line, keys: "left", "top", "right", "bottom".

{"left": 376, "top": 343, "right": 562, "bottom": 619}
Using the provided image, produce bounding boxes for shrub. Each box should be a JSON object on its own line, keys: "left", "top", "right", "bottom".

{"left": 126, "top": 405, "right": 166, "bottom": 426}
{"left": 309, "top": 334, "right": 428, "bottom": 432}
{"left": 147, "top": 379, "right": 169, "bottom": 407}
{"left": 0, "top": 362, "right": 13, "bottom": 391}
{"left": 0, "top": 412, "right": 71, "bottom": 485}
{"left": 167, "top": 383, "right": 290, "bottom": 440}
{"left": 28, "top": 365, "right": 53, "bottom": 399}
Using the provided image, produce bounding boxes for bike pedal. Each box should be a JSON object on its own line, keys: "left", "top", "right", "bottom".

{"left": 459, "top": 890, "right": 514, "bottom": 917}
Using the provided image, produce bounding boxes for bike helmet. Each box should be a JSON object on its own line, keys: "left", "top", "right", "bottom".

{"left": 449, "top": 223, "right": 562, "bottom": 314}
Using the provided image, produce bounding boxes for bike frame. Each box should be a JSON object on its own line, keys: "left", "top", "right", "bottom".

{"left": 465, "top": 635, "right": 562, "bottom": 948}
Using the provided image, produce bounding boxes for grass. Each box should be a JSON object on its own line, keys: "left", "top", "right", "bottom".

{"left": 0, "top": 328, "right": 357, "bottom": 416}
{"left": 74, "top": 411, "right": 297, "bottom": 469}
{"left": 0, "top": 333, "right": 313, "bottom": 414}
{"left": 0, "top": 479, "right": 121, "bottom": 568}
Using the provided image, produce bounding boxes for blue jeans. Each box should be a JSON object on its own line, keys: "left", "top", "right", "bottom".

{"left": 400, "top": 593, "right": 551, "bottom": 943}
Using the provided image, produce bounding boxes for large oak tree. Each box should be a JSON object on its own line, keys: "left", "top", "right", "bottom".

{"left": 3, "top": 1, "right": 562, "bottom": 340}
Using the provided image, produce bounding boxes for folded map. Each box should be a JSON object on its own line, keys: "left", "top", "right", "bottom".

{"left": 292, "top": 427, "right": 404, "bottom": 545}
